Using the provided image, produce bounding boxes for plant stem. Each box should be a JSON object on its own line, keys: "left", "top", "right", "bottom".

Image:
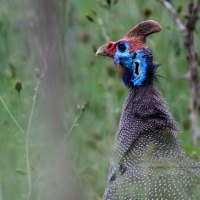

{"left": 26, "top": 79, "right": 40, "bottom": 200}
{"left": 97, "top": 17, "right": 110, "bottom": 41}
{"left": 0, "top": 96, "right": 25, "bottom": 134}
{"left": 1, "top": 78, "right": 40, "bottom": 200}
{"left": 64, "top": 109, "right": 83, "bottom": 141}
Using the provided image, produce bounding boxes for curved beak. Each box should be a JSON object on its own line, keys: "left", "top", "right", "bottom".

{"left": 96, "top": 44, "right": 109, "bottom": 56}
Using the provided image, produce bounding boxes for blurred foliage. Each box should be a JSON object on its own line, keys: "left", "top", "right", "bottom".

{"left": 0, "top": 0, "right": 200, "bottom": 199}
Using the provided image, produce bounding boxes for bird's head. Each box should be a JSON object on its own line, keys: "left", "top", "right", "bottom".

{"left": 96, "top": 20, "right": 161, "bottom": 88}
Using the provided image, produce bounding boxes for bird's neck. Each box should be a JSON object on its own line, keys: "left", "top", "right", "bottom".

{"left": 112, "top": 83, "right": 180, "bottom": 166}
{"left": 121, "top": 83, "right": 178, "bottom": 145}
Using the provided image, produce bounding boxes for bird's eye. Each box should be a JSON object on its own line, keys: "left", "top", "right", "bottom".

{"left": 118, "top": 43, "right": 127, "bottom": 52}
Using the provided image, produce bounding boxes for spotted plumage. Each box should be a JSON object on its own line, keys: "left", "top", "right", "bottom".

{"left": 96, "top": 20, "right": 200, "bottom": 199}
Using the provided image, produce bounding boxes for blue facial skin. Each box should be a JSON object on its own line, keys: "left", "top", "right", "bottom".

{"left": 113, "top": 42, "right": 150, "bottom": 88}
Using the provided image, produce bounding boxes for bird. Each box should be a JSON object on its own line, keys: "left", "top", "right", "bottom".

{"left": 96, "top": 20, "right": 200, "bottom": 200}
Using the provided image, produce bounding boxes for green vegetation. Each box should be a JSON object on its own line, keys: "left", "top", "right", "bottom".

{"left": 0, "top": 0, "right": 200, "bottom": 199}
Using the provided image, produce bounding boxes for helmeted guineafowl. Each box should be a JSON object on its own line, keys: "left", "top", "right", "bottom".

{"left": 96, "top": 20, "right": 200, "bottom": 200}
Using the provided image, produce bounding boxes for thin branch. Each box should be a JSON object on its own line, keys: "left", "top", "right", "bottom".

{"left": 64, "top": 109, "right": 84, "bottom": 142}
{"left": 25, "top": 78, "right": 40, "bottom": 200}
{"left": 158, "top": 0, "right": 186, "bottom": 33}
{"left": 0, "top": 96, "right": 25, "bottom": 134}
{"left": 156, "top": 0, "right": 200, "bottom": 146}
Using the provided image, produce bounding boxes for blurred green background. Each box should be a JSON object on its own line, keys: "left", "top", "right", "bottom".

{"left": 0, "top": 0, "right": 200, "bottom": 199}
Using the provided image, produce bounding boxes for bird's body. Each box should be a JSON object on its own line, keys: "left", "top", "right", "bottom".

{"left": 96, "top": 20, "right": 200, "bottom": 199}
{"left": 103, "top": 82, "right": 200, "bottom": 199}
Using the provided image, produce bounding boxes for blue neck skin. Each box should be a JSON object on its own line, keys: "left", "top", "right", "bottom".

{"left": 113, "top": 45, "right": 152, "bottom": 88}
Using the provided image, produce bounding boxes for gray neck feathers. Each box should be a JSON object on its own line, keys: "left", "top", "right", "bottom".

{"left": 118, "top": 83, "right": 179, "bottom": 152}
{"left": 109, "top": 83, "right": 184, "bottom": 179}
